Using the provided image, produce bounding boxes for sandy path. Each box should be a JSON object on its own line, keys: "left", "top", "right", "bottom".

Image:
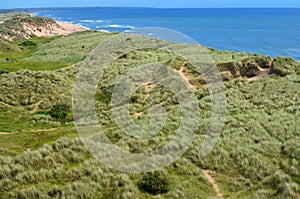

{"left": 0, "top": 127, "right": 67, "bottom": 135}
{"left": 0, "top": 101, "right": 14, "bottom": 108}
{"left": 248, "top": 68, "right": 271, "bottom": 81}
{"left": 142, "top": 83, "right": 157, "bottom": 102}
{"left": 0, "top": 132, "right": 20, "bottom": 135}
{"left": 177, "top": 62, "right": 195, "bottom": 89}
{"left": 28, "top": 99, "right": 44, "bottom": 114}
{"left": 203, "top": 170, "right": 223, "bottom": 198}
{"left": 133, "top": 111, "right": 144, "bottom": 118}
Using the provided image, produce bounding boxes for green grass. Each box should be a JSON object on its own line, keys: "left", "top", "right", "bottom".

{"left": 0, "top": 20, "right": 299, "bottom": 198}
{"left": 0, "top": 105, "right": 77, "bottom": 155}
{"left": 0, "top": 31, "right": 114, "bottom": 72}
{"left": 0, "top": 137, "right": 219, "bottom": 199}
{"left": 0, "top": 108, "right": 31, "bottom": 133}
{"left": 0, "top": 36, "right": 70, "bottom": 72}
{"left": 0, "top": 61, "right": 70, "bottom": 72}
{"left": 27, "top": 31, "right": 114, "bottom": 63}
{"left": 0, "top": 128, "right": 77, "bottom": 155}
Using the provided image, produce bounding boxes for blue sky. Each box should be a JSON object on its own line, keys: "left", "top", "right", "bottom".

{"left": 1, "top": 0, "right": 300, "bottom": 9}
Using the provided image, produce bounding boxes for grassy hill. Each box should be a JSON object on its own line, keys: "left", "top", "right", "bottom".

{"left": 0, "top": 13, "right": 299, "bottom": 199}
{"left": 0, "top": 13, "right": 55, "bottom": 41}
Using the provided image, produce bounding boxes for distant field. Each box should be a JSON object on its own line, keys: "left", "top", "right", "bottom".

{"left": 0, "top": 31, "right": 114, "bottom": 72}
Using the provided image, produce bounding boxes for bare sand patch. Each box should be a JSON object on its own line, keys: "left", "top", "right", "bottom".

{"left": 21, "top": 20, "right": 87, "bottom": 38}
{"left": 248, "top": 68, "right": 271, "bottom": 81}
{"left": 203, "top": 170, "right": 223, "bottom": 198}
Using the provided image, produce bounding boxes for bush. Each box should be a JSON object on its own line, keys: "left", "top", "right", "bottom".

{"left": 271, "top": 57, "right": 299, "bottom": 76}
{"left": 217, "top": 61, "right": 242, "bottom": 77}
{"left": 240, "top": 62, "right": 260, "bottom": 77}
{"left": 277, "top": 182, "right": 298, "bottom": 198}
{"left": 266, "top": 171, "right": 292, "bottom": 187}
{"left": 254, "top": 56, "right": 272, "bottom": 69}
{"left": 253, "top": 189, "right": 273, "bottom": 199}
{"left": 138, "top": 171, "right": 170, "bottom": 195}
{"left": 220, "top": 71, "right": 233, "bottom": 81}
{"left": 0, "top": 70, "right": 8, "bottom": 75}
{"left": 49, "top": 103, "right": 70, "bottom": 123}
{"left": 19, "top": 40, "right": 37, "bottom": 46}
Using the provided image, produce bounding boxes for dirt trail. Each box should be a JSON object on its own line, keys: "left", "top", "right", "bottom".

{"left": 133, "top": 111, "right": 144, "bottom": 118}
{"left": 203, "top": 170, "right": 223, "bottom": 198}
{"left": 248, "top": 68, "right": 271, "bottom": 81}
{"left": 0, "top": 101, "right": 14, "bottom": 108}
{"left": 0, "top": 132, "right": 20, "bottom": 135}
{"left": 176, "top": 62, "right": 195, "bottom": 89}
{"left": 142, "top": 83, "right": 157, "bottom": 102}
{"left": 29, "top": 99, "right": 44, "bottom": 114}
{"left": 0, "top": 127, "right": 63, "bottom": 135}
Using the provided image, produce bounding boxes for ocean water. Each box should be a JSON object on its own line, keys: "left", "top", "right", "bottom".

{"left": 36, "top": 8, "right": 300, "bottom": 60}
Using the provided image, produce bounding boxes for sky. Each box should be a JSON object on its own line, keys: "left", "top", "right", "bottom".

{"left": 1, "top": 0, "right": 300, "bottom": 9}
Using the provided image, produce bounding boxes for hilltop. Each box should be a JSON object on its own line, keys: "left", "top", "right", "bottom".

{"left": 0, "top": 13, "right": 299, "bottom": 199}
{"left": 0, "top": 12, "right": 85, "bottom": 42}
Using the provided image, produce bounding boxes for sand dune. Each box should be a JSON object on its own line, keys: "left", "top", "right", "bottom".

{"left": 21, "top": 20, "right": 87, "bottom": 38}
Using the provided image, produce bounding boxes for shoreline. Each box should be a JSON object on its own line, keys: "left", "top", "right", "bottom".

{"left": 56, "top": 21, "right": 89, "bottom": 33}
{"left": 31, "top": 8, "right": 299, "bottom": 61}
{"left": 32, "top": 11, "right": 90, "bottom": 35}
{"left": 22, "top": 20, "right": 89, "bottom": 38}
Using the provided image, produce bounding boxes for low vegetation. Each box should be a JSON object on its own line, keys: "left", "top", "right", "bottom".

{"left": 138, "top": 171, "right": 170, "bottom": 195}
{"left": 49, "top": 103, "right": 70, "bottom": 124}
{"left": 0, "top": 12, "right": 299, "bottom": 199}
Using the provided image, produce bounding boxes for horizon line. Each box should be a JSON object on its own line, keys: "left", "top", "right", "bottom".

{"left": 1, "top": 6, "right": 300, "bottom": 10}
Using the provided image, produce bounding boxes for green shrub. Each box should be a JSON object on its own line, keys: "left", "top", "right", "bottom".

{"left": 271, "top": 57, "right": 299, "bottom": 76}
{"left": 19, "top": 40, "right": 37, "bottom": 46}
{"left": 0, "top": 70, "right": 8, "bottom": 75}
{"left": 49, "top": 103, "right": 70, "bottom": 123}
{"left": 253, "top": 189, "right": 273, "bottom": 199}
{"left": 254, "top": 56, "right": 272, "bottom": 68}
{"left": 138, "top": 171, "right": 170, "bottom": 195}
{"left": 14, "top": 186, "right": 47, "bottom": 199}
{"left": 47, "top": 185, "right": 62, "bottom": 198}
{"left": 240, "top": 62, "right": 260, "bottom": 77}
{"left": 217, "top": 61, "right": 242, "bottom": 77}
{"left": 266, "top": 171, "right": 292, "bottom": 187}
{"left": 277, "top": 182, "right": 298, "bottom": 198}
{"left": 220, "top": 71, "right": 233, "bottom": 81}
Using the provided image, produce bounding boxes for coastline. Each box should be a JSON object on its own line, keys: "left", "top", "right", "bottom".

{"left": 33, "top": 8, "right": 300, "bottom": 61}
{"left": 32, "top": 11, "right": 90, "bottom": 36}
{"left": 56, "top": 21, "right": 89, "bottom": 34}
{"left": 25, "top": 20, "right": 88, "bottom": 38}
{"left": 0, "top": 10, "right": 299, "bottom": 199}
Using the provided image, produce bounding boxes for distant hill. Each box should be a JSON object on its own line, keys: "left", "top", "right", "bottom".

{"left": 0, "top": 12, "right": 85, "bottom": 42}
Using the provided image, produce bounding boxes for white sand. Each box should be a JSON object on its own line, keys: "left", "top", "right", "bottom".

{"left": 21, "top": 20, "right": 87, "bottom": 38}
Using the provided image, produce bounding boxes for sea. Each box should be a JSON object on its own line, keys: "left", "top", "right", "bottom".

{"left": 33, "top": 8, "right": 300, "bottom": 60}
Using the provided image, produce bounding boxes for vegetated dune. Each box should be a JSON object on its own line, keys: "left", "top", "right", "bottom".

{"left": 0, "top": 13, "right": 299, "bottom": 199}
{"left": 0, "top": 12, "right": 86, "bottom": 42}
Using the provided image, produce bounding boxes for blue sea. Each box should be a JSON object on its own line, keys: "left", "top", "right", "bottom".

{"left": 35, "top": 8, "right": 300, "bottom": 60}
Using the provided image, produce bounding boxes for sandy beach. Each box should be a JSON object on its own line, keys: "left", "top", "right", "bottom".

{"left": 54, "top": 21, "right": 88, "bottom": 34}
{"left": 21, "top": 19, "right": 88, "bottom": 38}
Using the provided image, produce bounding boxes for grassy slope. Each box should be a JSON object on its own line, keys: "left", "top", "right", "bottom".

{"left": 0, "top": 12, "right": 55, "bottom": 41}
{"left": 0, "top": 30, "right": 299, "bottom": 198}
{"left": 0, "top": 31, "right": 113, "bottom": 72}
